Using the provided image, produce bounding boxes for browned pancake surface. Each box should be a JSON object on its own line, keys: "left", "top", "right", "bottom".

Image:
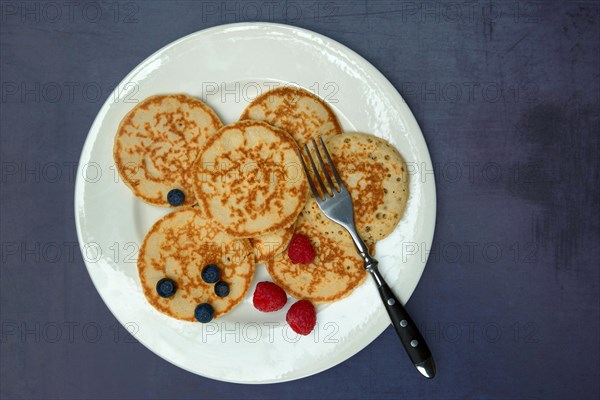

{"left": 267, "top": 215, "right": 366, "bottom": 303}
{"left": 192, "top": 120, "right": 308, "bottom": 238}
{"left": 114, "top": 94, "right": 222, "bottom": 206}
{"left": 240, "top": 86, "right": 342, "bottom": 144}
{"left": 302, "top": 133, "right": 409, "bottom": 248}
{"left": 138, "top": 207, "right": 254, "bottom": 321}
{"left": 251, "top": 223, "right": 295, "bottom": 264}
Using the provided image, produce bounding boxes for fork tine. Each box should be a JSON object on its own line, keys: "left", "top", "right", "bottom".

{"left": 318, "top": 136, "right": 344, "bottom": 187}
{"left": 312, "top": 139, "right": 338, "bottom": 193}
{"left": 297, "top": 148, "right": 321, "bottom": 200}
{"left": 303, "top": 143, "right": 329, "bottom": 198}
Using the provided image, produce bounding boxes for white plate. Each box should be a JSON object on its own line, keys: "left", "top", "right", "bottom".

{"left": 74, "top": 22, "right": 436, "bottom": 383}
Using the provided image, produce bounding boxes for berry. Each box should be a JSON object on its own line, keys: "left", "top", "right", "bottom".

{"left": 286, "top": 300, "right": 316, "bottom": 335}
{"left": 287, "top": 234, "right": 316, "bottom": 264}
{"left": 156, "top": 278, "right": 177, "bottom": 298}
{"left": 201, "top": 264, "right": 221, "bottom": 283}
{"left": 167, "top": 189, "right": 185, "bottom": 206}
{"left": 194, "top": 303, "right": 214, "bottom": 323}
{"left": 253, "top": 281, "right": 287, "bottom": 312}
{"left": 214, "top": 281, "right": 230, "bottom": 297}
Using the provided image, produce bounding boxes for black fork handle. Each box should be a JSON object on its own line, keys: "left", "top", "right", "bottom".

{"left": 296, "top": 139, "right": 436, "bottom": 378}
{"left": 367, "top": 263, "right": 436, "bottom": 379}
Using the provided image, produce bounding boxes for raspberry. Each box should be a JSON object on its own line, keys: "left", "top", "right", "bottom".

{"left": 286, "top": 300, "right": 316, "bottom": 335}
{"left": 287, "top": 234, "right": 316, "bottom": 264}
{"left": 253, "top": 281, "right": 287, "bottom": 312}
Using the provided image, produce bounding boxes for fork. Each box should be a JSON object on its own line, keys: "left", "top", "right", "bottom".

{"left": 297, "top": 137, "right": 436, "bottom": 379}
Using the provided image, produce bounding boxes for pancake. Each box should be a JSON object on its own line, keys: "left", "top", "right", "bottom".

{"left": 113, "top": 94, "right": 222, "bottom": 207}
{"left": 267, "top": 214, "right": 367, "bottom": 303}
{"left": 192, "top": 120, "right": 308, "bottom": 238}
{"left": 137, "top": 207, "right": 254, "bottom": 321}
{"left": 239, "top": 86, "right": 342, "bottom": 145}
{"left": 302, "top": 132, "right": 409, "bottom": 248}
{"left": 251, "top": 223, "right": 295, "bottom": 264}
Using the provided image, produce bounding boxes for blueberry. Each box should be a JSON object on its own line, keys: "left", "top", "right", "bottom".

{"left": 156, "top": 278, "right": 177, "bottom": 298}
{"left": 194, "top": 303, "right": 214, "bottom": 323}
{"left": 167, "top": 189, "right": 185, "bottom": 206}
{"left": 214, "top": 281, "right": 230, "bottom": 298}
{"left": 201, "top": 264, "right": 221, "bottom": 283}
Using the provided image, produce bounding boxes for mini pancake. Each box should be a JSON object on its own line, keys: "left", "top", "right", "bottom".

{"left": 192, "top": 120, "right": 308, "bottom": 238}
{"left": 302, "top": 132, "right": 409, "bottom": 248}
{"left": 251, "top": 223, "right": 295, "bottom": 264}
{"left": 114, "top": 94, "right": 222, "bottom": 207}
{"left": 137, "top": 207, "right": 254, "bottom": 321}
{"left": 239, "top": 86, "right": 342, "bottom": 145}
{"left": 267, "top": 214, "right": 367, "bottom": 303}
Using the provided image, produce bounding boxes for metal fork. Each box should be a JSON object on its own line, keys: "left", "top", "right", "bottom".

{"left": 298, "top": 137, "right": 436, "bottom": 379}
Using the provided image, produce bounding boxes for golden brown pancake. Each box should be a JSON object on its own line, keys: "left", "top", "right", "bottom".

{"left": 239, "top": 86, "right": 342, "bottom": 144}
{"left": 137, "top": 207, "right": 254, "bottom": 321}
{"left": 302, "top": 132, "right": 409, "bottom": 249}
{"left": 113, "top": 94, "right": 222, "bottom": 207}
{"left": 192, "top": 120, "right": 308, "bottom": 238}
{"left": 251, "top": 222, "right": 295, "bottom": 264}
{"left": 267, "top": 214, "right": 367, "bottom": 303}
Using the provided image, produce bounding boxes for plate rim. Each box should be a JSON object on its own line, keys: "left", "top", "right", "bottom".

{"left": 74, "top": 21, "right": 437, "bottom": 384}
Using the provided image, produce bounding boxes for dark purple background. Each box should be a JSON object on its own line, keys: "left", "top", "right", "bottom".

{"left": 1, "top": 1, "right": 599, "bottom": 399}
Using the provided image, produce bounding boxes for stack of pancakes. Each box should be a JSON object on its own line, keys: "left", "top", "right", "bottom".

{"left": 114, "top": 87, "right": 409, "bottom": 321}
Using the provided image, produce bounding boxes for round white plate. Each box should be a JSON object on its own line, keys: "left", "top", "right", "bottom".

{"left": 75, "top": 22, "right": 436, "bottom": 383}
